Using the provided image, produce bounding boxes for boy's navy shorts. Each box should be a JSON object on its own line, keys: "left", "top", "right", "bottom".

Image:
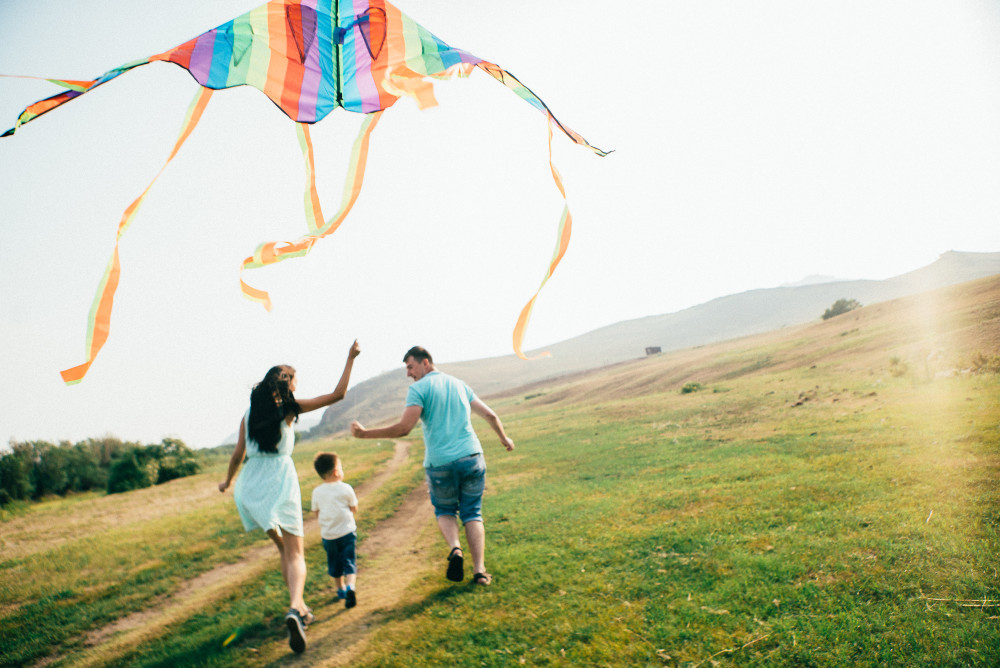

{"left": 322, "top": 532, "right": 357, "bottom": 578}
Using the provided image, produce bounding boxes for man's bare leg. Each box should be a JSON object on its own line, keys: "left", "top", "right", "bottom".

{"left": 464, "top": 519, "right": 486, "bottom": 576}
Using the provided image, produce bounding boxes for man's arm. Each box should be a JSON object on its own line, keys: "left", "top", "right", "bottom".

{"left": 470, "top": 399, "right": 515, "bottom": 451}
{"left": 351, "top": 405, "right": 422, "bottom": 439}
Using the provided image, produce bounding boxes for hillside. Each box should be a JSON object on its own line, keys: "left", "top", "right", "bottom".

{"left": 308, "top": 250, "right": 1000, "bottom": 438}
{"left": 4, "top": 267, "right": 997, "bottom": 667}
{"left": 496, "top": 272, "right": 1000, "bottom": 410}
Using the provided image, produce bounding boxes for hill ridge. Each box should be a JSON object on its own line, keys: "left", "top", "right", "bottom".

{"left": 305, "top": 250, "right": 1000, "bottom": 439}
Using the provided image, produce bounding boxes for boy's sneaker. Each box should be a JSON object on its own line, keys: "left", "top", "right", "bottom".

{"left": 345, "top": 588, "right": 357, "bottom": 609}
{"left": 285, "top": 609, "right": 306, "bottom": 653}
{"left": 337, "top": 588, "right": 347, "bottom": 600}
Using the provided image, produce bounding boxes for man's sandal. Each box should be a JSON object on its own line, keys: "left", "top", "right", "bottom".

{"left": 472, "top": 572, "right": 492, "bottom": 586}
{"left": 285, "top": 609, "right": 307, "bottom": 653}
{"left": 446, "top": 546, "right": 464, "bottom": 582}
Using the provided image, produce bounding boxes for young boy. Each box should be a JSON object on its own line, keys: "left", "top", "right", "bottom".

{"left": 311, "top": 452, "right": 359, "bottom": 608}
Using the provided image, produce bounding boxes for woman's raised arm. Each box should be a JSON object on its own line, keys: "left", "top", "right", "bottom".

{"left": 297, "top": 340, "right": 361, "bottom": 414}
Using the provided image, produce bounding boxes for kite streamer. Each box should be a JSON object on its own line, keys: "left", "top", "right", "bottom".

{"left": 3, "top": 0, "right": 609, "bottom": 382}
{"left": 59, "top": 87, "right": 214, "bottom": 384}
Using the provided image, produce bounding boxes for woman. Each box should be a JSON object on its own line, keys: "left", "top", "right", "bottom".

{"left": 219, "top": 339, "right": 361, "bottom": 654}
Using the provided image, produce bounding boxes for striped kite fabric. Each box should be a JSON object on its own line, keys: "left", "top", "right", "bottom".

{"left": 3, "top": 0, "right": 609, "bottom": 383}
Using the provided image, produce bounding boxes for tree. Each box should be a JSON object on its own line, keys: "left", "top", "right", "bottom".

{"left": 155, "top": 438, "right": 200, "bottom": 483}
{"left": 822, "top": 298, "right": 862, "bottom": 320}
{"left": 3, "top": 434, "right": 201, "bottom": 502}
{"left": 65, "top": 442, "right": 109, "bottom": 492}
{"left": 0, "top": 442, "right": 34, "bottom": 504}
{"left": 80, "top": 436, "right": 135, "bottom": 467}
{"left": 107, "top": 449, "right": 160, "bottom": 494}
{"left": 29, "top": 441, "right": 69, "bottom": 499}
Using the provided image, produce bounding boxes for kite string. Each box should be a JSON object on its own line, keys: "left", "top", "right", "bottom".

{"left": 511, "top": 120, "right": 573, "bottom": 361}
{"left": 474, "top": 62, "right": 610, "bottom": 158}
{"left": 0, "top": 73, "right": 93, "bottom": 92}
{"left": 60, "top": 87, "right": 214, "bottom": 384}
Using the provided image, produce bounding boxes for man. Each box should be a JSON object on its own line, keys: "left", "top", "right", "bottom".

{"left": 351, "top": 346, "right": 514, "bottom": 585}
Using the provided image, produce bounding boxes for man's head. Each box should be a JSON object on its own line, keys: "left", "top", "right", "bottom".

{"left": 403, "top": 346, "right": 434, "bottom": 381}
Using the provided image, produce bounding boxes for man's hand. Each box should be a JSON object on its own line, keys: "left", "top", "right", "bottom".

{"left": 350, "top": 420, "right": 366, "bottom": 438}
{"left": 218, "top": 480, "right": 229, "bottom": 493}
{"left": 500, "top": 436, "right": 515, "bottom": 452}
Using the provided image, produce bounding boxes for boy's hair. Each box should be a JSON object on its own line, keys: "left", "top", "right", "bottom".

{"left": 313, "top": 452, "right": 340, "bottom": 478}
{"left": 403, "top": 346, "right": 432, "bottom": 364}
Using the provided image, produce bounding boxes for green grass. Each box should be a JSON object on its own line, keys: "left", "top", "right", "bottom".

{"left": 88, "top": 437, "right": 423, "bottom": 668}
{"left": 2, "top": 285, "right": 998, "bottom": 666}
{"left": 354, "top": 373, "right": 999, "bottom": 667}
{"left": 0, "top": 437, "right": 398, "bottom": 666}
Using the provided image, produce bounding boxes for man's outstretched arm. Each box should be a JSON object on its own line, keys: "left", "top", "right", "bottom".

{"left": 351, "top": 405, "right": 422, "bottom": 439}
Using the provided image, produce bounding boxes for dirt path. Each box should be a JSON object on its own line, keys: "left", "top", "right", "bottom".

{"left": 259, "top": 484, "right": 436, "bottom": 666}
{"left": 43, "top": 440, "right": 425, "bottom": 668}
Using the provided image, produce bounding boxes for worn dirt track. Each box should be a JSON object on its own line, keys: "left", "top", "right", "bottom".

{"left": 37, "top": 440, "right": 436, "bottom": 668}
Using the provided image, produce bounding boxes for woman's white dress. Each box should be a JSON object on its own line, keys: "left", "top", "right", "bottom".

{"left": 233, "top": 408, "right": 303, "bottom": 536}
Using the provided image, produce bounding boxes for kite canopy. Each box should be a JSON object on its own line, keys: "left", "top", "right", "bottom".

{"left": 3, "top": 0, "right": 609, "bottom": 383}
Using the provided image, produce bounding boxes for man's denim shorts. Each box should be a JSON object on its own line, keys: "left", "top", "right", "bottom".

{"left": 322, "top": 532, "right": 357, "bottom": 578}
{"left": 425, "top": 453, "right": 486, "bottom": 523}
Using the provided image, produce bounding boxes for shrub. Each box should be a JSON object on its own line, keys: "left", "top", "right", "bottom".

{"left": 822, "top": 298, "right": 862, "bottom": 320}
{"left": 155, "top": 438, "right": 201, "bottom": 483}
{"left": 889, "top": 356, "right": 909, "bottom": 377}
{"left": 970, "top": 351, "right": 1000, "bottom": 374}
{"left": 681, "top": 382, "right": 703, "bottom": 394}
{"left": 107, "top": 450, "right": 160, "bottom": 494}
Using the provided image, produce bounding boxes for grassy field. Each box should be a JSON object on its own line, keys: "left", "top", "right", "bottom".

{"left": 1, "top": 276, "right": 998, "bottom": 667}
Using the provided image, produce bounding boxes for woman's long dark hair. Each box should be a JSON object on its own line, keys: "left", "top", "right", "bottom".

{"left": 248, "top": 365, "right": 300, "bottom": 453}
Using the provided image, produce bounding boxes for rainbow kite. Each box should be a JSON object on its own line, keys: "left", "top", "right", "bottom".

{"left": 3, "top": 0, "right": 608, "bottom": 384}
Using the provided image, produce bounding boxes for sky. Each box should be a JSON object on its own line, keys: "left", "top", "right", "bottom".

{"left": 2, "top": 0, "right": 999, "bottom": 449}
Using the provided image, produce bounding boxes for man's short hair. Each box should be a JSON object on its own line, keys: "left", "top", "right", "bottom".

{"left": 314, "top": 452, "right": 339, "bottom": 478}
{"left": 403, "top": 346, "right": 433, "bottom": 364}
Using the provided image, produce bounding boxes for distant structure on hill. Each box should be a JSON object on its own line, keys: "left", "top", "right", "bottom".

{"left": 645, "top": 346, "right": 662, "bottom": 356}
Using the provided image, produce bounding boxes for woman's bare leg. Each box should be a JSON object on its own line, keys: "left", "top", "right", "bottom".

{"left": 281, "top": 532, "right": 308, "bottom": 614}
{"left": 267, "top": 529, "right": 290, "bottom": 587}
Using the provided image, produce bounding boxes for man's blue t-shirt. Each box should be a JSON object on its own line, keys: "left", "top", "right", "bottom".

{"left": 405, "top": 371, "right": 483, "bottom": 467}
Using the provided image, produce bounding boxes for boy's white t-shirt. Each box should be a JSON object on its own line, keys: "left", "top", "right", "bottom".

{"left": 310, "top": 481, "right": 358, "bottom": 540}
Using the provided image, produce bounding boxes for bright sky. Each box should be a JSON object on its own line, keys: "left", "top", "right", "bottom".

{"left": 2, "top": 0, "right": 999, "bottom": 449}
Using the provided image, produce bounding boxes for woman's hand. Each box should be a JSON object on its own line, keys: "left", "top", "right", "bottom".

{"left": 348, "top": 339, "right": 361, "bottom": 360}
{"left": 218, "top": 480, "right": 230, "bottom": 493}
